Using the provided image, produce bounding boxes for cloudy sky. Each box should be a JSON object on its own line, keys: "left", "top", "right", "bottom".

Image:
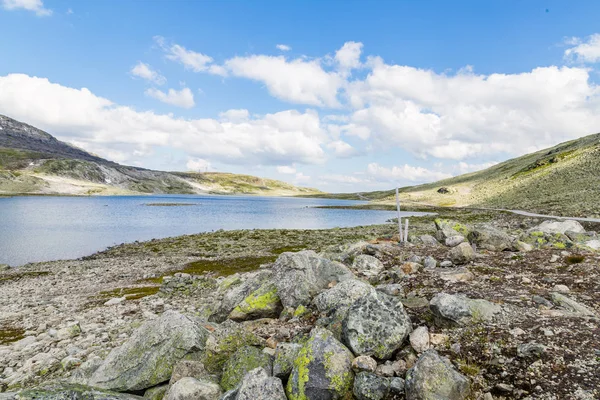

{"left": 1, "top": 1, "right": 600, "bottom": 192}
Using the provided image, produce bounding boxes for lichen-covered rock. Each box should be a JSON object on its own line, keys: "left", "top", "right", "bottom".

{"left": 449, "top": 243, "right": 475, "bottom": 265}
{"left": 468, "top": 224, "right": 513, "bottom": 251}
{"left": 519, "top": 231, "right": 574, "bottom": 250}
{"left": 530, "top": 220, "right": 585, "bottom": 235}
{"left": 342, "top": 291, "right": 411, "bottom": 360}
{"left": 430, "top": 293, "right": 501, "bottom": 326}
{"left": 144, "top": 385, "right": 168, "bottom": 400}
{"left": 320, "top": 241, "right": 371, "bottom": 264}
{"left": 228, "top": 282, "right": 282, "bottom": 321}
{"left": 550, "top": 292, "right": 596, "bottom": 316}
{"left": 236, "top": 368, "right": 287, "bottom": 400}
{"left": 220, "top": 346, "right": 273, "bottom": 392}
{"left": 273, "top": 343, "right": 302, "bottom": 379}
{"left": 405, "top": 350, "right": 470, "bottom": 400}
{"left": 313, "top": 279, "right": 376, "bottom": 316}
{"left": 434, "top": 219, "right": 471, "bottom": 241}
{"left": 170, "top": 360, "right": 214, "bottom": 385}
{"left": 201, "top": 321, "right": 265, "bottom": 375}
{"left": 286, "top": 328, "right": 354, "bottom": 400}
{"left": 351, "top": 356, "right": 377, "bottom": 373}
{"left": 212, "top": 271, "right": 271, "bottom": 323}
{"left": 273, "top": 251, "right": 354, "bottom": 309}
{"left": 444, "top": 236, "right": 465, "bottom": 247}
{"left": 351, "top": 255, "right": 384, "bottom": 280}
{"left": 89, "top": 311, "right": 209, "bottom": 392}
{"left": 14, "top": 383, "right": 143, "bottom": 400}
{"left": 420, "top": 235, "right": 439, "bottom": 246}
{"left": 353, "top": 372, "right": 389, "bottom": 400}
{"left": 165, "top": 377, "right": 222, "bottom": 400}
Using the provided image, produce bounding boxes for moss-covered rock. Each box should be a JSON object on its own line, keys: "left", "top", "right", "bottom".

{"left": 273, "top": 343, "right": 302, "bottom": 379}
{"left": 220, "top": 346, "right": 273, "bottom": 392}
{"left": 353, "top": 372, "right": 390, "bottom": 400}
{"left": 15, "top": 383, "right": 143, "bottom": 400}
{"left": 229, "top": 282, "right": 282, "bottom": 321}
{"left": 405, "top": 350, "right": 470, "bottom": 400}
{"left": 286, "top": 328, "right": 354, "bottom": 400}
{"left": 236, "top": 367, "right": 287, "bottom": 400}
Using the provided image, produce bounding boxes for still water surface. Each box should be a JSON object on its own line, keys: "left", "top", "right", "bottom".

{"left": 0, "top": 195, "right": 429, "bottom": 266}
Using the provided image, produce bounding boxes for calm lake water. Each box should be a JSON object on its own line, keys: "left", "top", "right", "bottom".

{"left": 0, "top": 195, "right": 429, "bottom": 266}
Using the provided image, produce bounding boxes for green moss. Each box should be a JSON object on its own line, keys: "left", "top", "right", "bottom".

{"left": 234, "top": 285, "right": 280, "bottom": 314}
{"left": 221, "top": 346, "right": 272, "bottom": 391}
{"left": 293, "top": 305, "right": 309, "bottom": 318}
{"left": 180, "top": 255, "right": 277, "bottom": 277}
{"left": 323, "top": 351, "right": 353, "bottom": 398}
{"left": 565, "top": 255, "right": 585, "bottom": 264}
{"left": 201, "top": 328, "right": 263, "bottom": 374}
{"left": 287, "top": 336, "right": 314, "bottom": 400}
{"left": 97, "top": 286, "right": 160, "bottom": 301}
{"left": 0, "top": 270, "right": 50, "bottom": 282}
{"left": 553, "top": 242, "right": 566, "bottom": 249}
{"left": 0, "top": 326, "right": 25, "bottom": 345}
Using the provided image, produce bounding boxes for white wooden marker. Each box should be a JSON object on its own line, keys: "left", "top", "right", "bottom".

{"left": 396, "top": 187, "right": 403, "bottom": 242}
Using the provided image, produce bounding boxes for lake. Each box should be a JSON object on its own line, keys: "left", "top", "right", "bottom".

{"left": 0, "top": 195, "right": 430, "bottom": 266}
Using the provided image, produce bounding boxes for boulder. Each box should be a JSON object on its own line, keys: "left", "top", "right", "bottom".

{"left": 273, "top": 251, "right": 354, "bottom": 308}
{"left": 519, "top": 230, "right": 573, "bottom": 250}
{"left": 165, "top": 377, "right": 221, "bottom": 400}
{"left": 550, "top": 293, "right": 596, "bottom": 316}
{"left": 449, "top": 243, "right": 475, "bottom": 265}
{"left": 221, "top": 346, "right": 273, "bottom": 392}
{"left": 286, "top": 328, "right": 354, "bottom": 400}
{"left": 342, "top": 291, "right": 412, "bottom": 360}
{"left": 89, "top": 311, "right": 209, "bottom": 392}
{"left": 423, "top": 256, "right": 437, "bottom": 269}
{"left": 468, "top": 224, "right": 513, "bottom": 251}
{"left": 351, "top": 356, "right": 377, "bottom": 373}
{"left": 273, "top": 343, "right": 302, "bottom": 380}
{"left": 409, "top": 326, "right": 430, "bottom": 353}
{"left": 169, "top": 360, "right": 214, "bottom": 385}
{"left": 212, "top": 271, "right": 271, "bottom": 323}
{"left": 434, "top": 219, "right": 471, "bottom": 241}
{"left": 228, "top": 282, "right": 282, "bottom": 321}
{"left": 351, "top": 255, "right": 384, "bottom": 279}
{"left": 439, "top": 268, "right": 475, "bottom": 283}
{"left": 420, "top": 235, "right": 439, "bottom": 246}
{"left": 430, "top": 293, "right": 501, "bottom": 326}
{"left": 444, "top": 236, "right": 465, "bottom": 247}
{"left": 14, "top": 383, "right": 143, "bottom": 400}
{"left": 353, "top": 372, "right": 390, "bottom": 400}
{"left": 236, "top": 368, "right": 287, "bottom": 400}
{"left": 313, "top": 279, "right": 376, "bottom": 316}
{"left": 144, "top": 385, "right": 169, "bottom": 400}
{"left": 530, "top": 220, "right": 585, "bottom": 235}
{"left": 405, "top": 350, "right": 470, "bottom": 400}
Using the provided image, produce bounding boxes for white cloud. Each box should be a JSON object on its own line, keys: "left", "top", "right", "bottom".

{"left": 294, "top": 172, "right": 311, "bottom": 183}
{"left": 326, "top": 140, "right": 357, "bottom": 158}
{"left": 154, "top": 36, "right": 227, "bottom": 76}
{"left": 218, "top": 109, "right": 249, "bottom": 122}
{"left": 145, "top": 87, "right": 195, "bottom": 109}
{"left": 276, "top": 44, "right": 291, "bottom": 51}
{"left": 225, "top": 55, "right": 343, "bottom": 107}
{"left": 564, "top": 34, "right": 600, "bottom": 63}
{"left": 321, "top": 174, "right": 365, "bottom": 184}
{"left": 454, "top": 161, "right": 498, "bottom": 174}
{"left": 335, "top": 41, "right": 363, "bottom": 74}
{"left": 367, "top": 163, "right": 452, "bottom": 182}
{"left": 277, "top": 165, "right": 296, "bottom": 174}
{"left": 186, "top": 158, "right": 211, "bottom": 172}
{"left": 0, "top": 74, "right": 327, "bottom": 167}
{"left": 2, "top": 0, "right": 51, "bottom": 16}
{"left": 130, "top": 62, "right": 166, "bottom": 85}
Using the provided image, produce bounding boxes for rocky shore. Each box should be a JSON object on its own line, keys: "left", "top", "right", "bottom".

{"left": 1, "top": 209, "right": 599, "bottom": 399}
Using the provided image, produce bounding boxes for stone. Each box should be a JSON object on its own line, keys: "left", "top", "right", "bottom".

{"left": 89, "top": 311, "right": 209, "bottom": 392}
{"left": 221, "top": 346, "right": 273, "bottom": 392}
{"left": 389, "top": 377, "right": 405, "bottom": 396}
{"left": 352, "top": 356, "right": 377, "bottom": 373}
{"left": 445, "top": 235, "right": 465, "bottom": 247}
{"left": 405, "top": 350, "right": 470, "bottom": 400}
{"left": 530, "top": 220, "right": 585, "bottom": 235}
{"left": 351, "top": 255, "right": 384, "bottom": 279}
{"left": 420, "top": 235, "right": 439, "bottom": 246}
{"left": 517, "top": 342, "right": 546, "bottom": 358}
{"left": 429, "top": 333, "right": 449, "bottom": 346}
{"left": 165, "top": 377, "right": 221, "bottom": 400}
{"left": 236, "top": 368, "right": 287, "bottom": 400}
{"left": 144, "top": 385, "right": 169, "bottom": 400}
{"left": 353, "top": 372, "right": 389, "bottom": 400}
{"left": 213, "top": 271, "right": 271, "bottom": 323}
{"left": 409, "top": 326, "right": 430, "bottom": 353}
{"left": 170, "top": 360, "right": 213, "bottom": 385}
{"left": 60, "top": 356, "right": 82, "bottom": 371}
{"left": 449, "top": 243, "right": 475, "bottom": 265}
{"left": 430, "top": 293, "right": 501, "bottom": 326}
{"left": 439, "top": 268, "right": 475, "bottom": 283}
{"left": 14, "top": 383, "right": 143, "bottom": 400}
{"left": 376, "top": 361, "right": 404, "bottom": 377}
{"left": 439, "top": 260, "right": 453, "bottom": 268}
{"left": 375, "top": 284, "right": 404, "bottom": 297}
{"left": 342, "top": 291, "right": 412, "bottom": 360}
{"left": 553, "top": 284, "right": 570, "bottom": 293}
{"left": 399, "top": 262, "right": 421, "bottom": 275}
{"left": 228, "top": 282, "right": 282, "bottom": 321}
{"left": 423, "top": 256, "right": 437, "bottom": 269}
{"left": 273, "top": 250, "right": 353, "bottom": 308}
{"left": 56, "top": 323, "right": 81, "bottom": 340}
{"left": 515, "top": 241, "right": 533, "bottom": 252}
{"left": 584, "top": 239, "right": 600, "bottom": 250}
{"left": 286, "top": 328, "right": 354, "bottom": 400}
{"left": 434, "top": 219, "right": 471, "bottom": 241}
{"left": 550, "top": 293, "right": 596, "bottom": 316}
{"left": 104, "top": 297, "right": 126, "bottom": 306}
{"left": 468, "top": 224, "right": 513, "bottom": 251}
{"left": 313, "top": 279, "right": 376, "bottom": 315}
{"left": 273, "top": 342, "right": 302, "bottom": 379}
{"left": 21, "top": 352, "right": 60, "bottom": 377}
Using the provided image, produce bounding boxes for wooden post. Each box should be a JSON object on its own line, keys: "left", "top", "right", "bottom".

{"left": 405, "top": 219, "right": 409, "bottom": 243}
{"left": 396, "top": 187, "right": 403, "bottom": 242}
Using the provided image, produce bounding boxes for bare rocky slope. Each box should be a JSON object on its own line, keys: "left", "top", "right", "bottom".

{"left": 0, "top": 115, "right": 320, "bottom": 197}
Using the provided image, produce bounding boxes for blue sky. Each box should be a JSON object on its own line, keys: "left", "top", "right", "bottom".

{"left": 2, "top": 0, "right": 600, "bottom": 192}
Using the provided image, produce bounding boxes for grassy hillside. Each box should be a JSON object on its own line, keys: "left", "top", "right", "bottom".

{"left": 0, "top": 115, "right": 322, "bottom": 197}
{"left": 320, "top": 133, "right": 600, "bottom": 218}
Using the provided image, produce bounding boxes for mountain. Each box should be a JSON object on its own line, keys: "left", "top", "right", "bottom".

{"left": 0, "top": 115, "right": 321, "bottom": 196}
{"left": 317, "top": 133, "right": 600, "bottom": 218}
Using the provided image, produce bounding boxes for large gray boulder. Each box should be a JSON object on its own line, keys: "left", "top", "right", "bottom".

{"left": 212, "top": 271, "right": 271, "bottom": 322}
{"left": 430, "top": 293, "right": 501, "bottom": 326}
{"left": 313, "top": 279, "right": 376, "bottom": 315}
{"left": 220, "top": 346, "right": 273, "bottom": 392}
{"left": 13, "top": 383, "right": 143, "bottom": 400}
{"left": 89, "top": 311, "right": 209, "bottom": 392}
{"left": 530, "top": 220, "right": 585, "bottom": 235}
{"left": 434, "top": 219, "right": 471, "bottom": 241}
{"left": 165, "top": 377, "right": 222, "bottom": 400}
{"left": 236, "top": 368, "right": 287, "bottom": 400}
{"left": 353, "top": 372, "right": 390, "bottom": 400}
{"left": 273, "top": 251, "right": 354, "bottom": 308}
{"left": 228, "top": 282, "right": 282, "bottom": 321}
{"left": 449, "top": 243, "right": 475, "bottom": 265}
{"left": 286, "top": 328, "right": 354, "bottom": 400}
{"left": 351, "top": 255, "right": 384, "bottom": 280}
{"left": 468, "top": 224, "right": 513, "bottom": 251}
{"left": 405, "top": 350, "right": 470, "bottom": 400}
{"left": 273, "top": 343, "right": 302, "bottom": 379}
{"left": 342, "top": 291, "right": 412, "bottom": 360}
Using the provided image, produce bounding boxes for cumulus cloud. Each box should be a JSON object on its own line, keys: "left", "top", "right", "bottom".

{"left": 154, "top": 36, "right": 227, "bottom": 76}
{"left": 0, "top": 74, "right": 328, "bottom": 167}
{"left": 145, "top": 87, "right": 195, "bottom": 109}
{"left": 564, "top": 34, "right": 600, "bottom": 63}
{"left": 2, "top": 0, "right": 51, "bottom": 16}
{"left": 218, "top": 109, "right": 250, "bottom": 122}
{"left": 130, "top": 62, "right": 166, "bottom": 85}
{"left": 186, "top": 158, "right": 211, "bottom": 172}
{"left": 335, "top": 41, "right": 363, "bottom": 74}
{"left": 326, "top": 140, "right": 358, "bottom": 158}
{"left": 294, "top": 172, "right": 311, "bottom": 183}
{"left": 276, "top": 44, "right": 291, "bottom": 51}
{"left": 277, "top": 165, "right": 296, "bottom": 174}
{"left": 366, "top": 163, "right": 452, "bottom": 182}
